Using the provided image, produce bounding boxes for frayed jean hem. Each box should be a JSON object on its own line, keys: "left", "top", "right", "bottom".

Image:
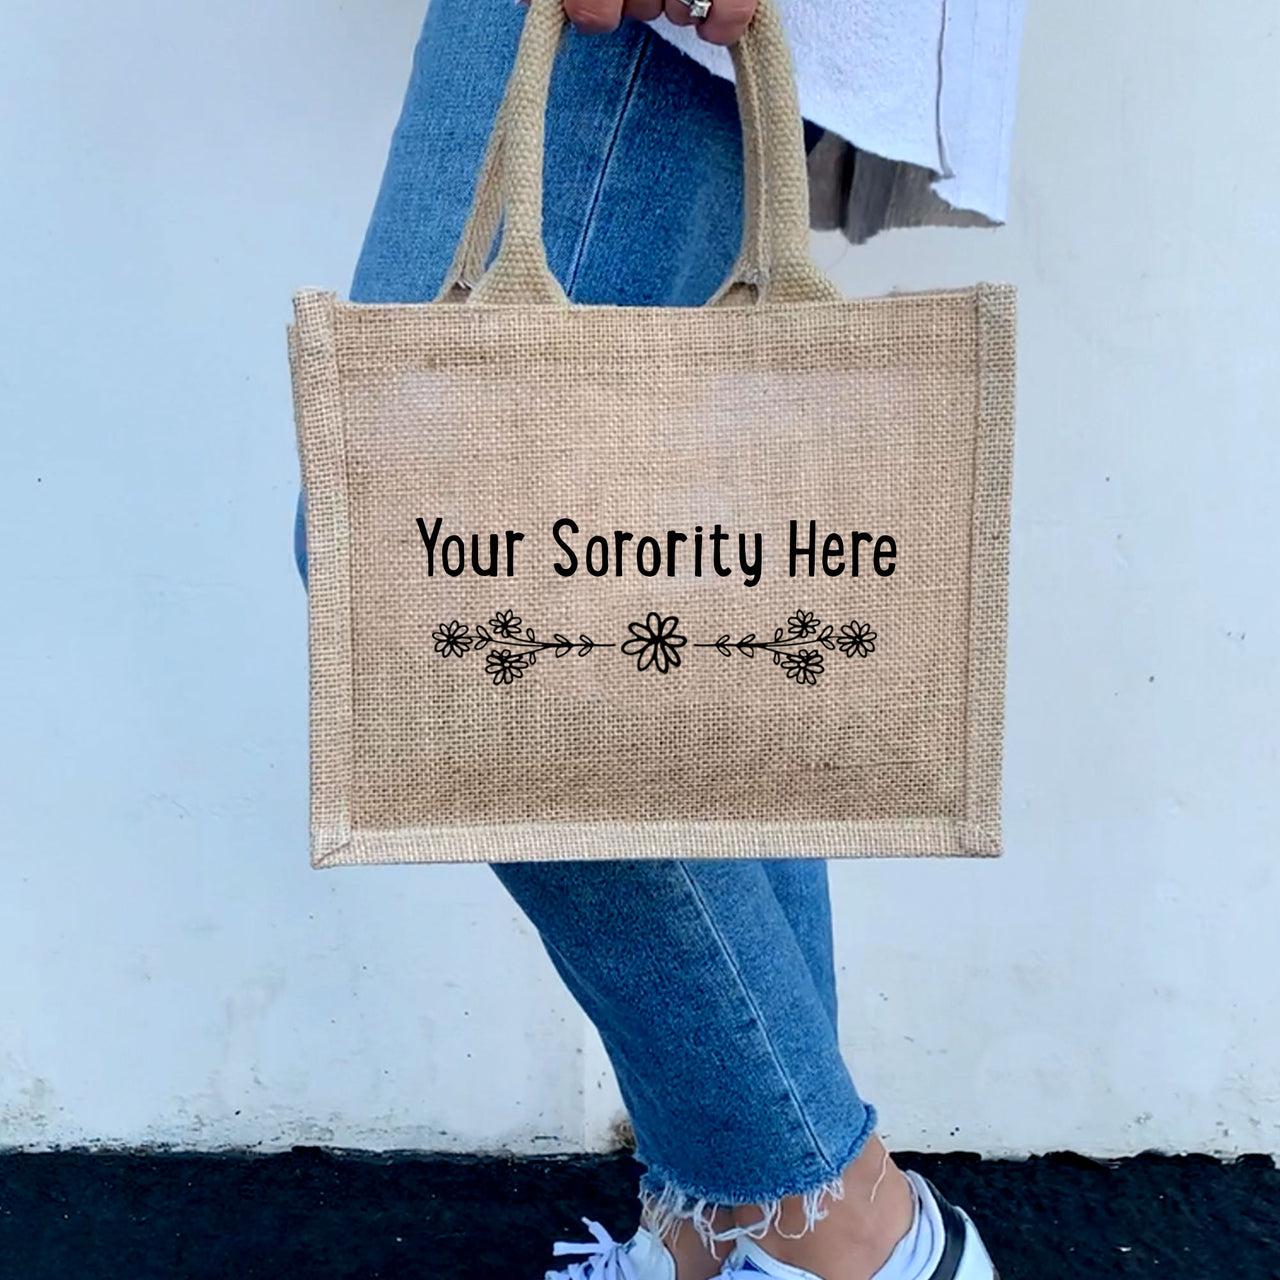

{"left": 634, "top": 1102, "right": 879, "bottom": 1250}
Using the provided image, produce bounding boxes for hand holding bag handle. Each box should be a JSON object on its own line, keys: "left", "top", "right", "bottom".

{"left": 436, "top": 0, "right": 840, "bottom": 306}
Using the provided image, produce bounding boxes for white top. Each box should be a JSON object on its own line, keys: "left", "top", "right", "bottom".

{"left": 648, "top": 0, "right": 1025, "bottom": 223}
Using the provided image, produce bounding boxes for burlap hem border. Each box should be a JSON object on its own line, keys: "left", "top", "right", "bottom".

{"left": 290, "top": 290, "right": 356, "bottom": 868}
{"left": 959, "top": 282, "right": 1017, "bottom": 856}
{"left": 310, "top": 817, "right": 999, "bottom": 868}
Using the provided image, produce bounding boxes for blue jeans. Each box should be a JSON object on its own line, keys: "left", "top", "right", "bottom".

{"left": 293, "top": 0, "right": 877, "bottom": 1245}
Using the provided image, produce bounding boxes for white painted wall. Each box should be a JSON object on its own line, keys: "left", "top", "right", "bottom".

{"left": 2, "top": 0, "right": 1276, "bottom": 1159}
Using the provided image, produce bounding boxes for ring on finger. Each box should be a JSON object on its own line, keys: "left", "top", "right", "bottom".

{"left": 675, "top": 0, "right": 712, "bottom": 20}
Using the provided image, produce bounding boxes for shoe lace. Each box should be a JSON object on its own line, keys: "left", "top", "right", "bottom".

{"left": 545, "top": 1218, "right": 640, "bottom": 1280}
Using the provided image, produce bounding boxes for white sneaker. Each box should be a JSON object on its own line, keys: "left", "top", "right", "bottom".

{"left": 545, "top": 1218, "right": 677, "bottom": 1280}
{"left": 719, "top": 1171, "right": 1000, "bottom": 1280}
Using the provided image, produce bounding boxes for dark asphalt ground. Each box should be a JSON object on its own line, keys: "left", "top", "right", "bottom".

{"left": 0, "top": 1148, "right": 1276, "bottom": 1279}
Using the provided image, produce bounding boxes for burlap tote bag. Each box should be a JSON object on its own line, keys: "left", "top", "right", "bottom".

{"left": 288, "top": 0, "right": 1017, "bottom": 868}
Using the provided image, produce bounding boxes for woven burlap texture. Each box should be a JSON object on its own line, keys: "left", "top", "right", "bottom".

{"left": 288, "top": 0, "right": 1017, "bottom": 867}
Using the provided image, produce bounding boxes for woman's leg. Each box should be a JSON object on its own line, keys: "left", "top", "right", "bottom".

{"left": 490, "top": 859, "right": 890, "bottom": 1262}
{"left": 760, "top": 858, "right": 840, "bottom": 1033}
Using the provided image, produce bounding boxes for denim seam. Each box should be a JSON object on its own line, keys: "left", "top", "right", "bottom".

{"left": 562, "top": 28, "right": 651, "bottom": 300}
{"left": 674, "top": 861, "right": 840, "bottom": 1175}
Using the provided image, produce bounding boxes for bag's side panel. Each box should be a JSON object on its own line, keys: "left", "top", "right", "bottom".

{"left": 960, "top": 283, "right": 1018, "bottom": 854}
{"left": 290, "top": 290, "right": 356, "bottom": 867}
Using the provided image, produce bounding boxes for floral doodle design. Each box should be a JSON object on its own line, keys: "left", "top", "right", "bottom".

{"left": 431, "top": 609, "right": 613, "bottom": 685}
{"left": 696, "top": 609, "right": 878, "bottom": 688}
{"left": 622, "top": 613, "right": 688, "bottom": 674}
{"left": 787, "top": 609, "right": 819, "bottom": 640}
{"left": 485, "top": 649, "right": 530, "bottom": 686}
{"left": 431, "top": 619, "right": 472, "bottom": 660}
{"left": 489, "top": 609, "right": 523, "bottom": 640}
{"left": 838, "top": 620, "right": 877, "bottom": 659}
{"left": 782, "top": 649, "right": 825, "bottom": 685}
{"left": 432, "top": 609, "right": 875, "bottom": 688}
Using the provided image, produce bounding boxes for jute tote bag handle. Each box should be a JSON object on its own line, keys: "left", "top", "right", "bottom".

{"left": 436, "top": 0, "right": 840, "bottom": 307}
{"left": 439, "top": 0, "right": 786, "bottom": 305}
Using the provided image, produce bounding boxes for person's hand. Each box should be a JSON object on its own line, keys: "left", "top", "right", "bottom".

{"left": 556, "top": 0, "right": 756, "bottom": 47}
